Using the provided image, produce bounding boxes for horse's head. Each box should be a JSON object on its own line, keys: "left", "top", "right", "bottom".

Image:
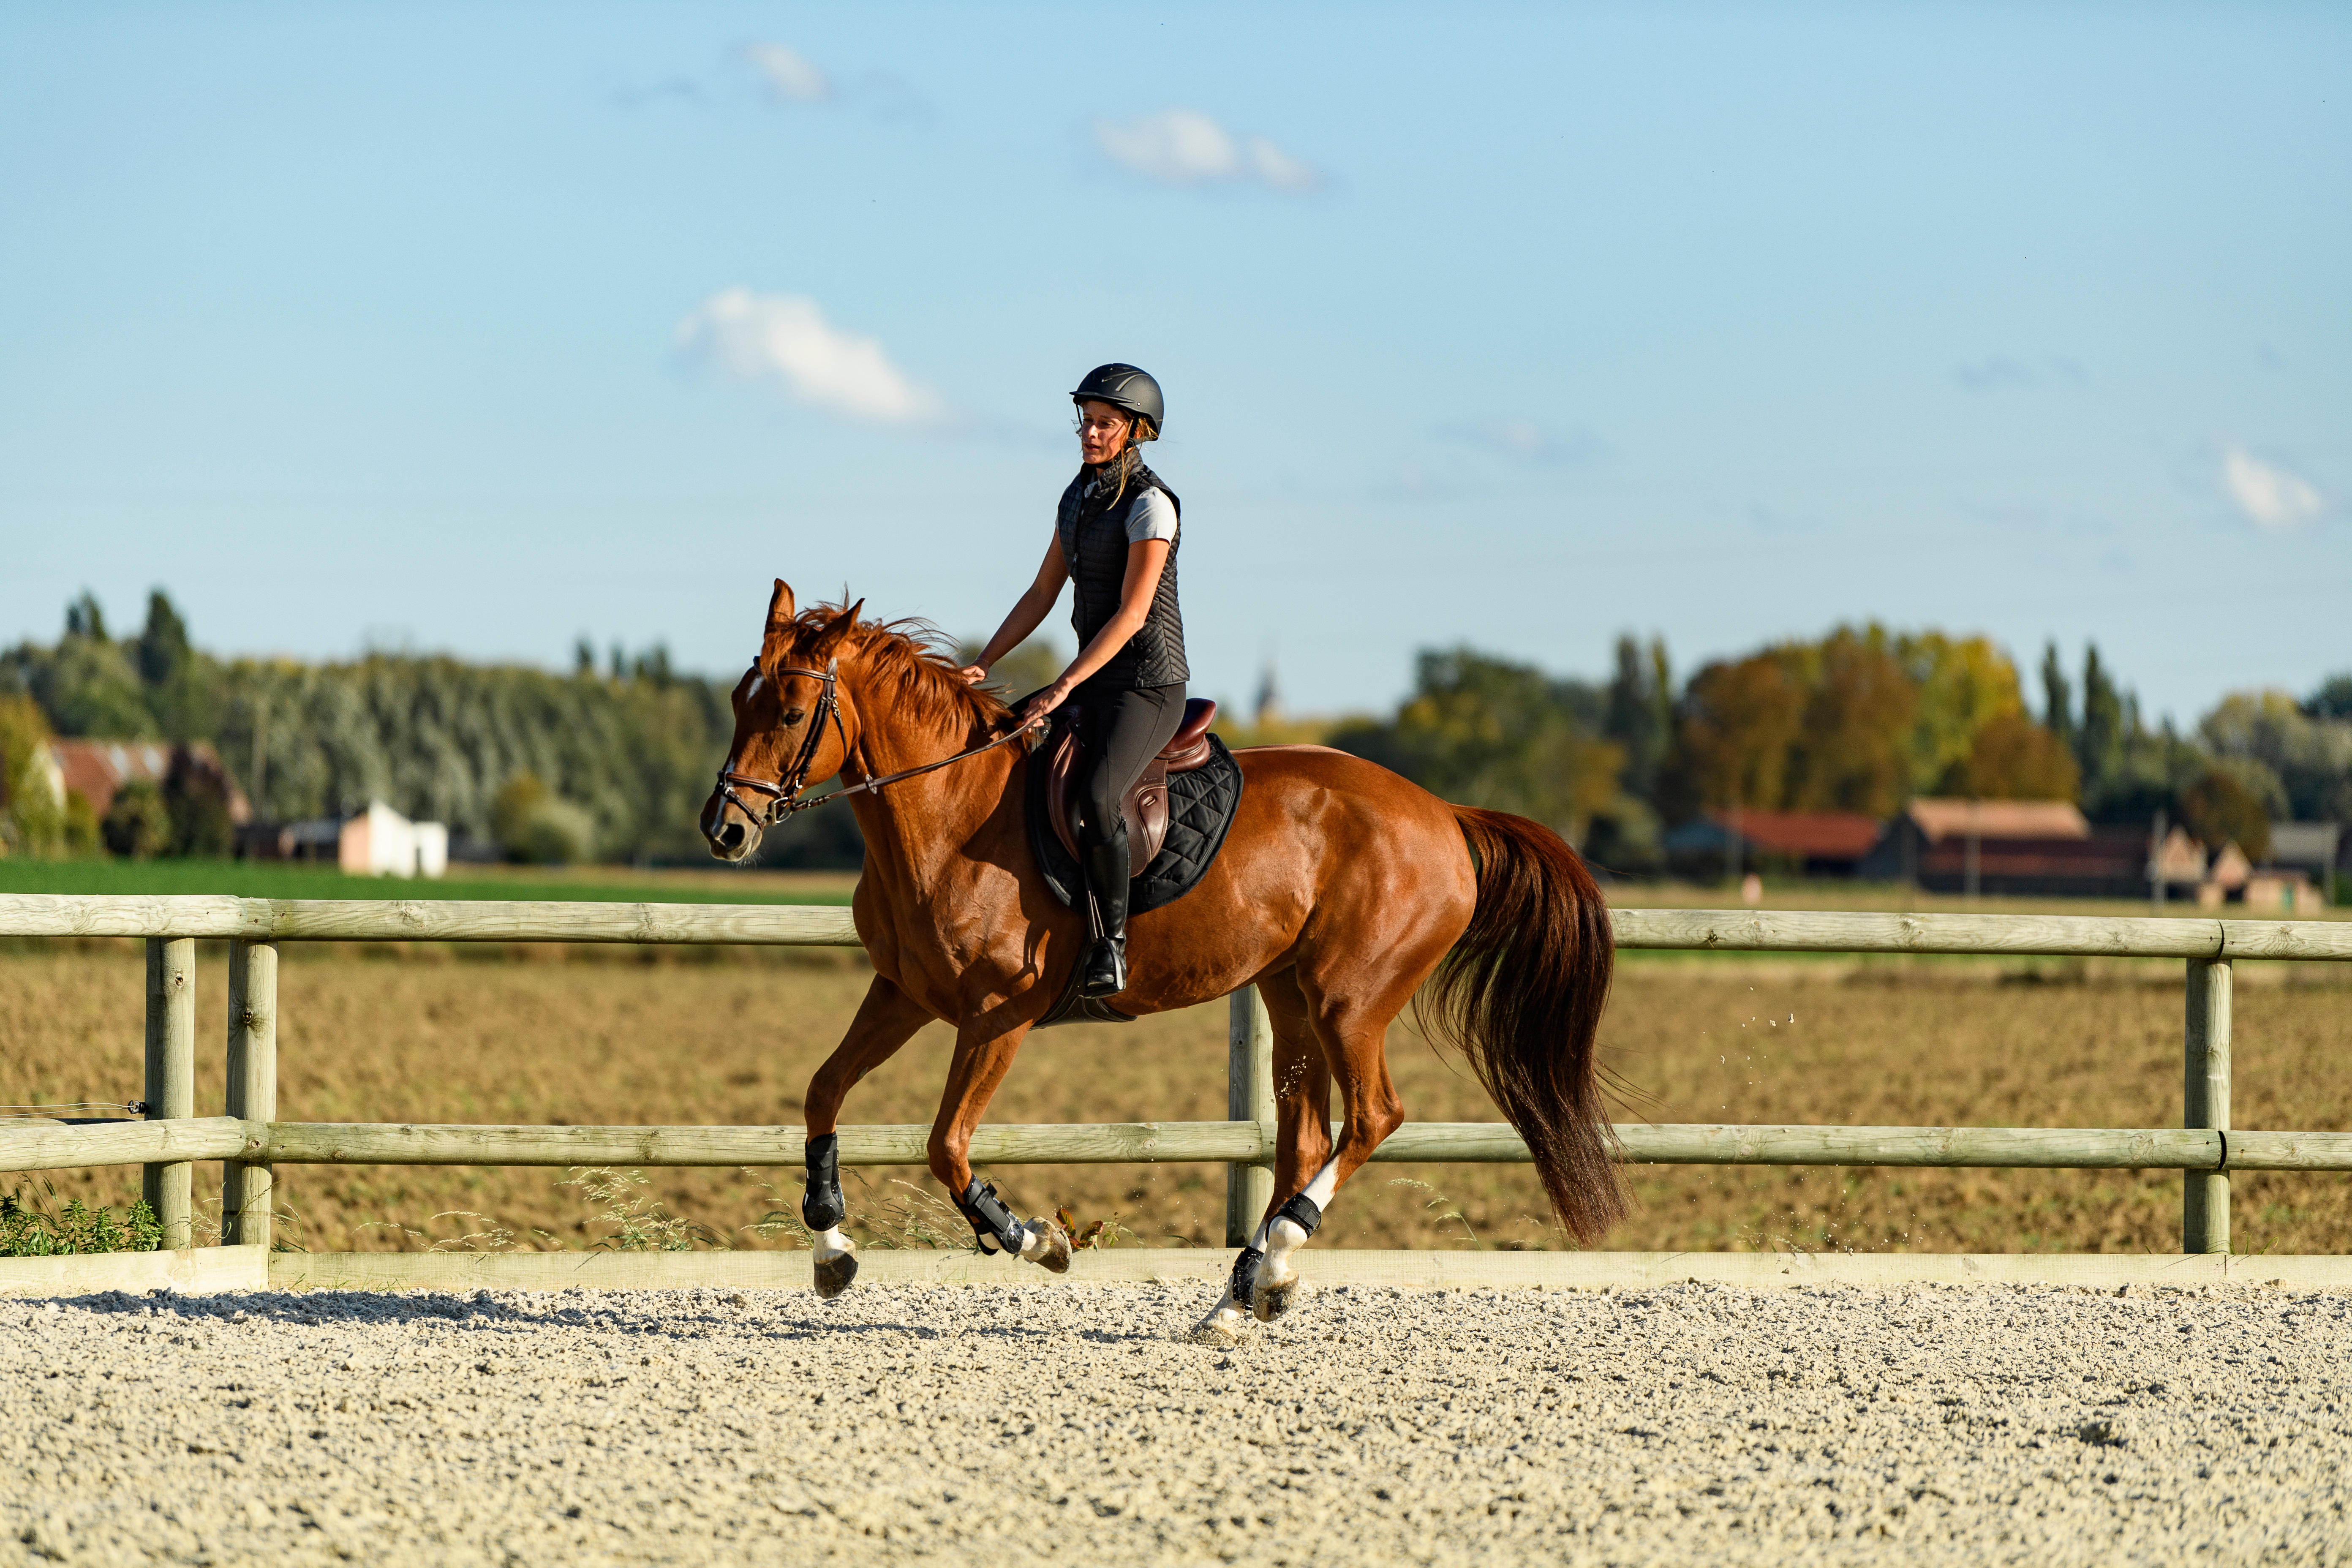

{"left": 699, "top": 580, "right": 863, "bottom": 863}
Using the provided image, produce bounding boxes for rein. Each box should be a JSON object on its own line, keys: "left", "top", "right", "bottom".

{"left": 713, "top": 659, "right": 1034, "bottom": 827}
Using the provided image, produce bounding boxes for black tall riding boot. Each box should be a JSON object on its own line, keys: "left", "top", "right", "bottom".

{"left": 1079, "top": 829, "right": 1131, "bottom": 998}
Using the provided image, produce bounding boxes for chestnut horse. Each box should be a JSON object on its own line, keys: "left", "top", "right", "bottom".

{"left": 700, "top": 583, "right": 1621, "bottom": 1340}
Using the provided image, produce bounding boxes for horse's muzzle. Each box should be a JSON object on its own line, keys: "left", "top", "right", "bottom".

{"left": 700, "top": 790, "right": 761, "bottom": 863}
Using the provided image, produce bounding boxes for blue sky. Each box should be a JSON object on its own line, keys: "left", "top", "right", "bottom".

{"left": 3, "top": 3, "right": 2345, "bottom": 724}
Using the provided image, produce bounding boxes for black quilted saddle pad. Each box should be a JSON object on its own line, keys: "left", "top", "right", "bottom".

{"left": 1024, "top": 731, "right": 1245, "bottom": 916}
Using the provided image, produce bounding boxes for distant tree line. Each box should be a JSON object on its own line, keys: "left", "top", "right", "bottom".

{"left": 1330, "top": 627, "right": 2352, "bottom": 875}
{"left": 0, "top": 591, "right": 791, "bottom": 866}
{"left": 3, "top": 590, "right": 2345, "bottom": 877}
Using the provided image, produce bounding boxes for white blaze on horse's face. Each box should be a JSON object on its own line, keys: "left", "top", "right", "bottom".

{"left": 729, "top": 664, "right": 814, "bottom": 771}
{"left": 700, "top": 659, "right": 810, "bottom": 861}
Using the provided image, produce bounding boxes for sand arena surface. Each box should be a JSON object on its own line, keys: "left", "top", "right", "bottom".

{"left": 5, "top": 1281, "right": 2349, "bottom": 1566}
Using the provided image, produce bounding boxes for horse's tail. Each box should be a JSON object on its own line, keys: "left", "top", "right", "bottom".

{"left": 1419, "top": 807, "right": 1626, "bottom": 1245}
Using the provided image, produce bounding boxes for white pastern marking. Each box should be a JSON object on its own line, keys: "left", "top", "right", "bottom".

{"left": 1262, "top": 1157, "right": 1341, "bottom": 1282}
{"left": 1018, "top": 1219, "right": 1049, "bottom": 1261}
{"left": 1301, "top": 1159, "right": 1339, "bottom": 1209}
{"left": 814, "top": 1226, "right": 852, "bottom": 1258}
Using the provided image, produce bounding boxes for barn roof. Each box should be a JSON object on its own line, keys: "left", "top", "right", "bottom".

{"left": 1904, "top": 798, "right": 2088, "bottom": 843}
{"left": 1708, "top": 809, "right": 1884, "bottom": 860}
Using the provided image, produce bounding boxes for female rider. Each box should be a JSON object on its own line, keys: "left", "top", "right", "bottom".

{"left": 959, "top": 363, "right": 1187, "bottom": 1000}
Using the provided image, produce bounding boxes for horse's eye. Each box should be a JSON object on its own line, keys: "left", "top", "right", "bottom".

{"left": 784, "top": 708, "right": 806, "bottom": 725}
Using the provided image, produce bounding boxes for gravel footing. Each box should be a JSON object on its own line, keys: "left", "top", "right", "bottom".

{"left": 5, "top": 1280, "right": 2350, "bottom": 1565}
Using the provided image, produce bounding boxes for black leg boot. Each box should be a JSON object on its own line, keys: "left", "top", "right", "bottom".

{"left": 1080, "top": 828, "right": 1131, "bottom": 998}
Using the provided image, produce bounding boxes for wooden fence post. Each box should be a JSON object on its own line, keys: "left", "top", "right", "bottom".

{"left": 2184, "top": 956, "right": 2232, "bottom": 1254}
{"left": 222, "top": 940, "right": 278, "bottom": 1250}
{"left": 141, "top": 937, "right": 196, "bottom": 1250}
{"left": 1225, "top": 986, "right": 1275, "bottom": 1246}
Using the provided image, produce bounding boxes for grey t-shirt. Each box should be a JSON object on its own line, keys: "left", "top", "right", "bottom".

{"left": 1124, "top": 488, "right": 1179, "bottom": 544}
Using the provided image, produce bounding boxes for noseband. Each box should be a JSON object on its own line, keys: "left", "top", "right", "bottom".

{"left": 713, "top": 657, "right": 1038, "bottom": 829}
{"left": 713, "top": 660, "right": 850, "bottom": 827}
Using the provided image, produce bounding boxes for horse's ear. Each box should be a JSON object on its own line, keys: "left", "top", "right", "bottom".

{"left": 765, "top": 580, "right": 797, "bottom": 635}
{"left": 812, "top": 599, "right": 864, "bottom": 657}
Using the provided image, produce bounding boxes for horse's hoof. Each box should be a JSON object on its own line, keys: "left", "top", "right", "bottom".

{"left": 812, "top": 1250, "right": 858, "bottom": 1300}
{"left": 1187, "top": 1303, "right": 1250, "bottom": 1345}
{"left": 1026, "top": 1217, "right": 1072, "bottom": 1275}
{"left": 1252, "top": 1270, "right": 1300, "bottom": 1323}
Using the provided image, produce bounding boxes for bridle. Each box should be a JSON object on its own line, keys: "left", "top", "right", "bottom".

{"left": 712, "top": 658, "right": 1037, "bottom": 828}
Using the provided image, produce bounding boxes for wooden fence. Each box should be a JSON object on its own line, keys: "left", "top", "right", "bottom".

{"left": 4, "top": 895, "right": 2351, "bottom": 1259}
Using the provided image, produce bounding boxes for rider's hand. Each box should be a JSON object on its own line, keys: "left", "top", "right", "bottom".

{"left": 1016, "top": 681, "right": 1071, "bottom": 731}
{"left": 956, "top": 664, "right": 988, "bottom": 685}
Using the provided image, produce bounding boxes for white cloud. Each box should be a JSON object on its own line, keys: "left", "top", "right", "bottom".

{"left": 1096, "top": 110, "right": 1236, "bottom": 182}
{"left": 1094, "top": 110, "right": 1321, "bottom": 191}
{"left": 1490, "top": 421, "right": 1549, "bottom": 457}
{"left": 675, "top": 289, "right": 938, "bottom": 424}
{"left": 1442, "top": 421, "right": 1605, "bottom": 464}
{"left": 1246, "top": 136, "right": 1318, "bottom": 192}
{"left": 2224, "top": 445, "right": 2325, "bottom": 529}
{"left": 743, "top": 42, "right": 829, "bottom": 104}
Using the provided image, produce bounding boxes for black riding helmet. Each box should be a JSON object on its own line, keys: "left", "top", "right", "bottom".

{"left": 1070, "top": 363, "right": 1164, "bottom": 433}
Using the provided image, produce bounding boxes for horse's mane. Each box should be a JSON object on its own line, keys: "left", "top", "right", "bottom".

{"left": 788, "top": 602, "right": 1011, "bottom": 734}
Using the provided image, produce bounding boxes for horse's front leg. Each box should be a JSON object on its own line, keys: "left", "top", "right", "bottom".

{"left": 926, "top": 1016, "right": 1071, "bottom": 1274}
{"left": 801, "top": 975, "right": 934, "bottom": 1299}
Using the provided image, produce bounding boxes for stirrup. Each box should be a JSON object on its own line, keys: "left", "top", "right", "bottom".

{"left": 1080, "top": 938, "right": 1128, "bottom": 998}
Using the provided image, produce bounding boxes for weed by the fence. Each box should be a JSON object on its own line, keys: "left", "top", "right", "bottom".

{"left": 1, "top": 1180, "right": 161, "bottom": 1256}
{"left": 560, "top": 1168, "right": 729, "bottom": 1252}
{"left": 262, "top": 1200, "right": 313, "bottom": 1253}
{"left": 355, "top": 1210, "right": 553, "bottom": 1253}
{"left": 1055, "top": 1204, "right": 1138, "bottom": 1250}
{"left": 848, "top": 1175, "right": 979, "bottom": 1252}
{"left": 1386, "top": 1178, "right": 1483, "bottom": 1248}
{"left": 742, "top": 1174, "right": 816, "bottom": 1249}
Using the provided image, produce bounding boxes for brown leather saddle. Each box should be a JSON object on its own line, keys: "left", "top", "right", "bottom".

{"left": 1045, "top": 697, "right": 1219, "bottom": 868}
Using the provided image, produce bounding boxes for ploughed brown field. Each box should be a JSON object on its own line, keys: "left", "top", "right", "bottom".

{"left": 5, "top": 945, "right": 2349, "bottom": 1256}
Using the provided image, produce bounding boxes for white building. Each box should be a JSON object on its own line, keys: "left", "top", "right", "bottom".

{"left": 337, "top": 800, "right": 449, "bottom": 879}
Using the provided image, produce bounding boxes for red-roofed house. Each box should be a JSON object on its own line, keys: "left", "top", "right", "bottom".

{"left": 47, "top": 739, "right": 251, "bottom": 824}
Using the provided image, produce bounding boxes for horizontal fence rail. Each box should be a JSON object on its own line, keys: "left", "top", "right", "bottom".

{"left": 5, "top": 894, "right": 2350, "bottom": 960}
{"left": 3, "top": 893, "right": 2349, "bottom": 1259}
{"left": 11, "top": 1118, "right": 2352, "bottom": 1176}
{"left": 0, "top": 896, "right": 868, "bottom": 947}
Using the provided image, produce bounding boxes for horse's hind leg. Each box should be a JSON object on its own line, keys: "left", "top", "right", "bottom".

{"left": 1252, "top": 1027, "right": 1401, "bottom": 1321}
{"left": 1193, "top": 972, "right": 1331, "bottom": 1342}
{"left": 802, "top": 975, "right": 933, "bottom": 1299}
{"left": 1248, "top": 961, "right": 1421, "bottom": 1324}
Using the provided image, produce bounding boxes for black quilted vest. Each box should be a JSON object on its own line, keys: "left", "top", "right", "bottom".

{"left": 1055, "top": 459, "right": 1187, "bottom": 689}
